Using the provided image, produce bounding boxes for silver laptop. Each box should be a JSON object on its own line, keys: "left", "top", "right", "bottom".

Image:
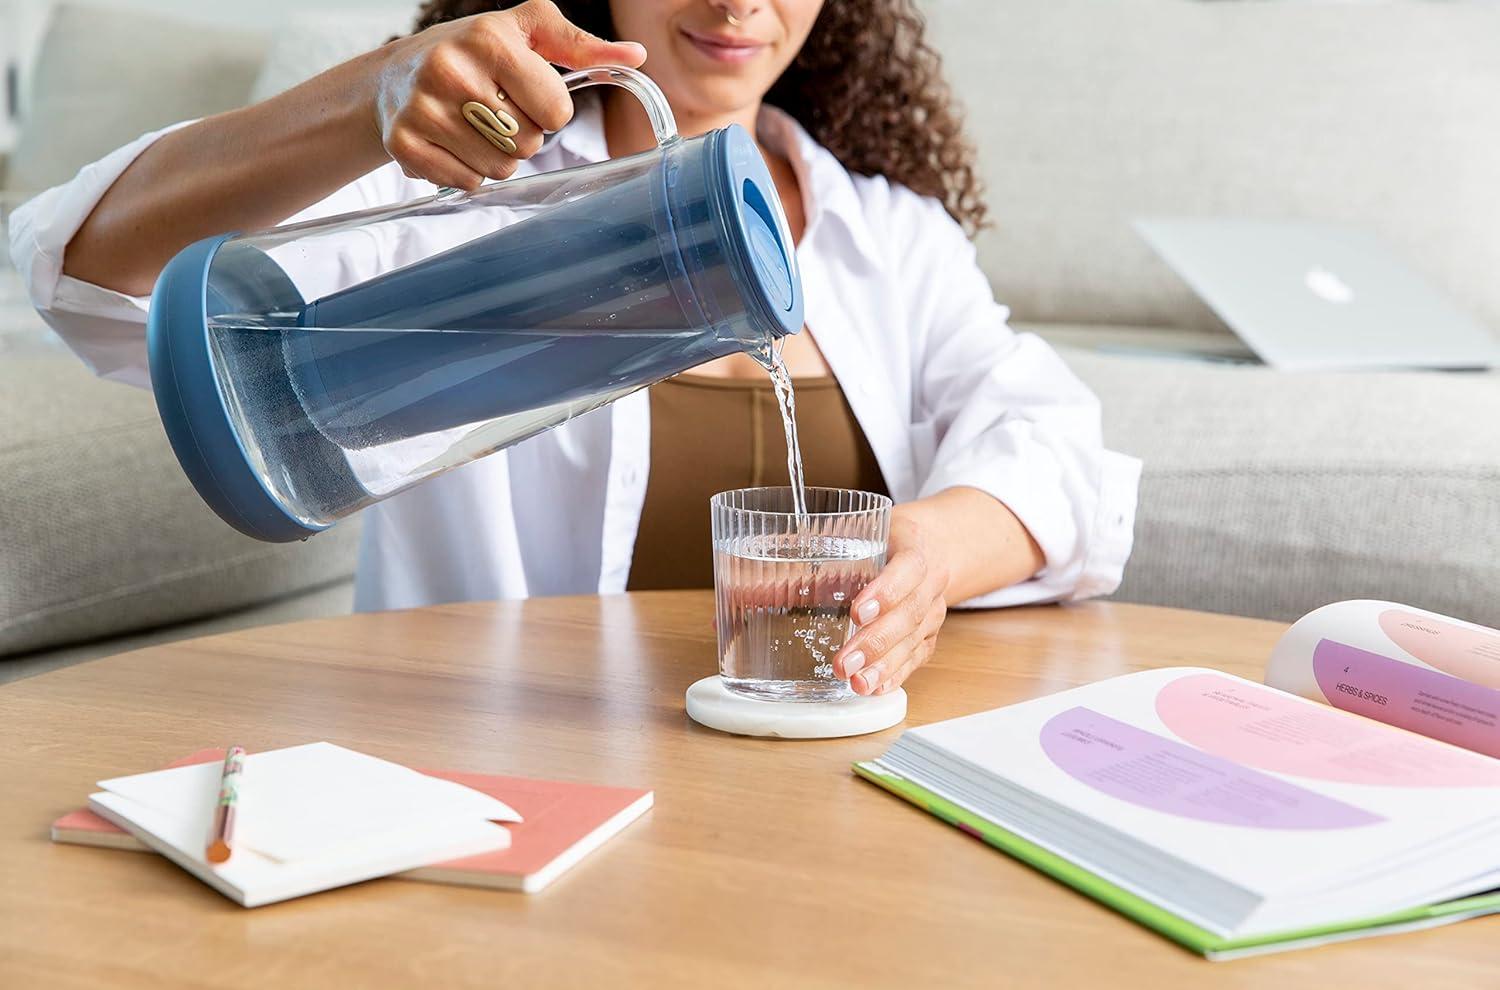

{"left": 1134, "top": 218, "right": 1500, "bottom": 371}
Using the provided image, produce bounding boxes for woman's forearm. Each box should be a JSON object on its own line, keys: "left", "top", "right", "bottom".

{"left": 63, "top": 49, "right": 391, "bottom": 297}
{"left": 893, "top": 486, "right": 1045, "bottom": 605}
{"left": 61, "top": 6, "right": 649, "bottom": 300}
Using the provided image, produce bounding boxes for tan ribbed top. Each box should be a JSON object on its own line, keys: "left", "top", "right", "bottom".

{"left": 627, "top": 374, "right": 887, "bottom": 591}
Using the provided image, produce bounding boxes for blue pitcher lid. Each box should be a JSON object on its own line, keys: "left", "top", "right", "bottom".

{"left": 709, "top": 124, "right": 804, "bottom": 340}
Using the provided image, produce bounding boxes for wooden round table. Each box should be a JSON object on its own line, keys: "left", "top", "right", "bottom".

{"left": 0, "top": 594, "right": 1493, "bottom": 988}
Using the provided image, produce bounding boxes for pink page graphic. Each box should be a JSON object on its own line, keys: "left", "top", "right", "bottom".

{"left": 1039, "top": 706, "right": 1383, "bottom": 829}
{"left": 1154, "top": 672, "right": 1500, "bottom": 788}
{"left": 1378, "top": 609, "right": 1500, "bottom": 688}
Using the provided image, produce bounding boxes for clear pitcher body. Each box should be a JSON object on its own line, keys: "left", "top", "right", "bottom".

{"left": 147, "top": 67, "right": 802, "bottom": 542}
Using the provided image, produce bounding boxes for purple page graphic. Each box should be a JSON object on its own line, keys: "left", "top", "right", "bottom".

{"left": 1313, "top": 638, "right": 1500, "bottom": 760}
{"left": 1040, "top": 706, "right": 1384, "bottom": 830}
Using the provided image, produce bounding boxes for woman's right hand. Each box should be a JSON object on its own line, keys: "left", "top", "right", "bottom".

{"left": 372, "top": 0, "right": 646, "bottom": 191}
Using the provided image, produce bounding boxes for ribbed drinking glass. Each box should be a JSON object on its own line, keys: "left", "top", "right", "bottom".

{"left": 711, "top": 487, "right": 892, "bottom": 702}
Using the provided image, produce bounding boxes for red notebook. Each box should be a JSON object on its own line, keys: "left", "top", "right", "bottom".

{"left": 52, "top": 749, "right": 652, "bottom": 893}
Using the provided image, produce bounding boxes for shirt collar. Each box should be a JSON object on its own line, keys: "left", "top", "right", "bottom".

{"left": 550, "top": 97, "right": 882, "bottom": 268}
{"left": 755, "top": 105, "right": 883, "bottom": 267}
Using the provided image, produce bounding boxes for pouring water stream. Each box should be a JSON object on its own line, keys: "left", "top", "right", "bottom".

{"left": 755, "top": 337, "right": 809, "bottom": 522}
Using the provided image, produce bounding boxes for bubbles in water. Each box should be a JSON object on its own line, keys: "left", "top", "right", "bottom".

{"left": 714, "top": 533, "right": 883, "bottom": 702}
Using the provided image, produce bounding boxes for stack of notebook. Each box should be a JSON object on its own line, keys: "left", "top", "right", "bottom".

{"left": 58, "top": 743, "right": 652, "bottom": 906}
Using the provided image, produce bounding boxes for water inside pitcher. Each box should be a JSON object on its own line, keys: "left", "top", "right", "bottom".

{"left": 147, "top": 66, "right": 803, "bottom": 542}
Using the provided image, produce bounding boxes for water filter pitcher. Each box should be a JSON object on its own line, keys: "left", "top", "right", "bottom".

{"left": 147, "top": 67, "right": 803, "bottom": 542}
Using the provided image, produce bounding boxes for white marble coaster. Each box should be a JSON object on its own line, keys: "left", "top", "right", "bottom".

{"left": 685, "top": 676, "right": 907, "bottom": 739}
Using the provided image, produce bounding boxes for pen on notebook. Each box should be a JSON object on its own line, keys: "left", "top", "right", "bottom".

{"left": 206, "top": 746, "right": 245, "bottom": 864}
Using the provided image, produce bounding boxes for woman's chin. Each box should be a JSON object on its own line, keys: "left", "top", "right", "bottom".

{"left": 659, "top": 76, "right": 774, "bottom": 126}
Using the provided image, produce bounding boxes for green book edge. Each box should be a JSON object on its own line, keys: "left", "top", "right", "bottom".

{"left": 852, "top": 761, "right": 1500, "bottom": 960}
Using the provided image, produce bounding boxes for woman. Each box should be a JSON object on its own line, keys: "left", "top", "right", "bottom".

{"left": 12, "top": 0, "right": 1139, "bottom": 696}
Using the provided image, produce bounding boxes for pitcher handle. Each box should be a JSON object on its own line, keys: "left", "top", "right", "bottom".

{"left": 435, "top": 64, "right": 677, "bottom": 199}
{"left": 558, "top": 65, "right": 679, "bottom": 148}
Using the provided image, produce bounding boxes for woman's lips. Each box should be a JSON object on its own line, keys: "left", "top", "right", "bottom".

{"left": 679, "top": 27, "right": 767, "bottom": 64}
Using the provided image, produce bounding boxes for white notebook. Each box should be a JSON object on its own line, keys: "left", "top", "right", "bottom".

{"left": 88, "top": 742, "right": 520, "bottom": 907}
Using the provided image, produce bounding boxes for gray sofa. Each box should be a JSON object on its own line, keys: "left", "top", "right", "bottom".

{"left": 3, "top": 0, "right": 1498, "bottom": 682}
{"left": 928, "top": 0, "right": 1500, "bottom": 628}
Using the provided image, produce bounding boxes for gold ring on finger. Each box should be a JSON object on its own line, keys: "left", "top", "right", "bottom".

{"left": 461, "top": 93, "right": 521, "bottom": 154}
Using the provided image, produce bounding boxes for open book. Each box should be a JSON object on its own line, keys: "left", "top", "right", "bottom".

{"left": 857, "top": 600, "right": 1500, "bottom": 960}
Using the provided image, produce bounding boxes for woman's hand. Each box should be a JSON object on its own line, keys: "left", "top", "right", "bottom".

{"left": 712, "top": 488, "right": 1040, "bottom": 695}
{"left": 374, "top": 0, "right": 646, "bottom": 190}
{"left": 834, "top": 513, "right": 951, "bottom": 696}
{"left": 831, "top": 487, "right": 1047, "bottom": 695}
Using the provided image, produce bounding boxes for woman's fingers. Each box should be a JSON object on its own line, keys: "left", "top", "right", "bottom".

{"left": 510, "top": 0, "right": 647, "bottom": 70}
{"left": 440, "top": 84, "right": 545, "bottom": 181}
{"left": 392, "top": 134, "right": 485, "bottom": 192}
{"left": 868, "top": 636, "right": 937, "bottom": 696}
{"left": 467, "top": 30, "right": 579, "bottom": 133}
{"left": 850, "top": 596, "right": 945, "bottom": 695}
{"left": 849, "top": 548, "right": 927, "bottom": 628}
{"left": 837, "top": 555, "right": 943, "bottom": 685}
{"left": 844, "top": 581, "right": 927, "bottom": 690}
{"left": 875, "top": 600, "right": 946, "bottom": 695}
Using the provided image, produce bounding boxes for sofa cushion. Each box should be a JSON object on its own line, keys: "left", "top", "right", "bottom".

{"left": 249, "top": 11, "right": 416, "bottom": 104}
{"left": 929, "top": 0, "right": 1500, "bottom": 335}
{"left": 4, "top": 4, "right": 270, "bottom": 193}
{"left": 0, "top": 339, "right": 360, "bottom": 658}
{"left": 1059, "top": 347, "right": 1500, "bottom": 626}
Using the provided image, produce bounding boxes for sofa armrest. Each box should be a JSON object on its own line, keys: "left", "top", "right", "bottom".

{"left": 0, "top": 347, "right": 359, "bottom": 658}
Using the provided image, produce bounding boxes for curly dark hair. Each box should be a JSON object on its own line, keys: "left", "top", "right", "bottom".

{"left": 411, "top": 0, "right": 987, "bottom": 234}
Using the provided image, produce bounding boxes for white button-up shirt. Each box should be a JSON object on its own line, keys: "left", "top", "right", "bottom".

{"left": 10, "top": 98, "right": 1140, "bottom": 611}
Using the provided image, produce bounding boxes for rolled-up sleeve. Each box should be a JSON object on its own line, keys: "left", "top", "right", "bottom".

{"left": 8, "top": 121, "right": 202, "bottom": 388}
{"left": 903, "top": 197, "right": 1141, "bottom": 608}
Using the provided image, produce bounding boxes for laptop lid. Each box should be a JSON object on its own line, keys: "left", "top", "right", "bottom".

{"left": 1134, "top": 218, "right": 1500, "bottom": 371}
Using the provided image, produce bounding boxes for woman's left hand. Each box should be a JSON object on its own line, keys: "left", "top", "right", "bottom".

{"left": 834, "top": 513, "right": 950, "bottom": 696}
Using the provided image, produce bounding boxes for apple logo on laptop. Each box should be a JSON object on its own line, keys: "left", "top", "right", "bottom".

{"left": 1304, "top": 267, "right": 1355, "bottom": 305}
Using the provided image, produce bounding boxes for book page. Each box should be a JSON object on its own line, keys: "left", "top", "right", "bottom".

{"left": 901, "top": 668, "right": 1500, "bottom": 905}
{"left": 1264, "top": 600, "right": 1500, "bottom": 757}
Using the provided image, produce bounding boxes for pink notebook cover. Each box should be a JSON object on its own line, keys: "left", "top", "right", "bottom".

{"left": 53, "top": 749, "right": 652, "bottom": 893}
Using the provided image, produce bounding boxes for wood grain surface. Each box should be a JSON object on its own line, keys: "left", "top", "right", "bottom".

{"left": 1, "top": 593, "right": 1495, "bottom": 988}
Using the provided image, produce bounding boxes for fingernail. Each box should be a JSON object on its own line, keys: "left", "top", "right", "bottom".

{"left": 842, "top": 650, "right": 866, "bottom": 677}
{"left": 856, "top": 600, "right": 880, "bottom": 624}
{"left": 857, "top": 666, "right": 881, "bottom": 694}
